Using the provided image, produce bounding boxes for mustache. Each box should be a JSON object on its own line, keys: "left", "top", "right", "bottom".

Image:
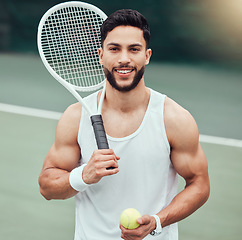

{"left": 113, "top": 65, "right": 136, "bottom": 70}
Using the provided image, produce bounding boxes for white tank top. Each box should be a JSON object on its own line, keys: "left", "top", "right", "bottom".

{"left": 75, "top": 88, "right": 178, "bottom": 240}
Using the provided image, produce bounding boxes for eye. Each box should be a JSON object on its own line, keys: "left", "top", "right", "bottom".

{"left": 130, "top": 47, "right": 141, "bottom": 52}
{"left": 109, "top": 47, "right": 119, "bottom": 52}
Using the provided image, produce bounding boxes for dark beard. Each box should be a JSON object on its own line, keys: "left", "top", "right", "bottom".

{"left": 103, "top": 66, "right": 145, "bottom": 92}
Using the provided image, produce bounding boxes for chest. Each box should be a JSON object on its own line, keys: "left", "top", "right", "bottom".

{"left": 102, "top": 108, "right": 146, "bottom": 138}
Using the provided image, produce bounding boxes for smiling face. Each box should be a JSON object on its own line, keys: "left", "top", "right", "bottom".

{"left": 99, "top": 26, "right": 152, "bottom": 92}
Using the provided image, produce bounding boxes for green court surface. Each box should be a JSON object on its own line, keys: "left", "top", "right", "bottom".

{"left": 0, "top": 54, "right": 242, "bottom": 139}
{"left": 0, "top": 111, "right": 242, "bottom": 240}
{"left": 0, "top": 54, "right": 242, "bottom": 239}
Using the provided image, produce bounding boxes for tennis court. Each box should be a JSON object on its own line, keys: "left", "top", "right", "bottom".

{"left": 0, "top": 53, "right": 242, "bottom": 239}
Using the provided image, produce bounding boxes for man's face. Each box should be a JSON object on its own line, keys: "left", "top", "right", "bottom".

{"left": 98, "top": 26, "right": 152, "bottom": 92}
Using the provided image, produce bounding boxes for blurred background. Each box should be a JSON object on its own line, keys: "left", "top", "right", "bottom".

{"left": 0, "top": 0, "right": 242, "bottom": 138}
{"left": 1, "top": 0, "right": 242, "bottom": 65}
{"left": 0, "top": 0, "right": 241, "bottom": 240}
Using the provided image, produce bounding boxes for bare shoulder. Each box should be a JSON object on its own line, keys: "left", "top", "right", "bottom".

{"left": 59, "top": 102, "right": 82, "bottom": 124}
{"left": 164, "top": 97, "right": 199, "bottom": 150}
{"left": 55, "top": 102, "right": 82, "bottom": 145}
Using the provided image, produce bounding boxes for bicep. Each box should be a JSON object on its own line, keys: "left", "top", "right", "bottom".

{"left": 171, "top": 142, "right": 208, "bottom": 185}
{"left": 41, "top": 104, "right": 82, "bottom": 173}
{"left": 165, "top": 100, "right": 209, "bottom": 184}
{"left": 171, "top": 137, "right": 210, "bottom": 207}
{"left": 43, "top": 141, "right": 80, "bottom": 173}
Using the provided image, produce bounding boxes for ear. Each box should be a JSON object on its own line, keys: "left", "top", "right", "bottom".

{"left": 98, "top": 48, "right": 103, "bottom": 65}
{"left": 145, "top": 48, "right": 152, "bottom": 65}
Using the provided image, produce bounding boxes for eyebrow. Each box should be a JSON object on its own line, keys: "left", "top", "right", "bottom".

{"left": 106, "top": 42, "right": 143, "bottom": 48}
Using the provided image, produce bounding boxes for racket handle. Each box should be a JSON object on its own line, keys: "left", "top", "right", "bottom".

{"left": 91, "top": 115, "right": 114, "bottom": 170}
{"left": 91, "top": 115, "right": 109, "bottom": 149}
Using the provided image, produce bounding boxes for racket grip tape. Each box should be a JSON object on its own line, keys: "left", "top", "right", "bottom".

{"left": 91, "top": 115, "right": 109, "bottom": 149}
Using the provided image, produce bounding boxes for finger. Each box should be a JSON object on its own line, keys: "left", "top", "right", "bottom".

{"left": 92, "top": 159, "right": 118, "bottom": 172}
{"left": 95, "top": 149, "right": 115, "bottom": 155}
{"left": 94, "top": 149, "right": 120, "bottom": 161}
{"left": 94, "top": 158, "right": 118, "bottom": 173}
{"left": 137, "top": 215, "right": 151, "bottom": 225}
{"left": 105, "top": 165, "right": 119, "bottom": 175}
{"left": 92, "top": 153, "right": 117, "bottom": 162}
{"left": 106, "top": 158, "right": 119, "bottom": 167}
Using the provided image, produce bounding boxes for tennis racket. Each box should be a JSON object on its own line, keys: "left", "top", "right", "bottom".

{"left": 37, "top": 1, "right": 109, "bottom": 150}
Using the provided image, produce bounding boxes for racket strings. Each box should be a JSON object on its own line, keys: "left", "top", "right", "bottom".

{"left": 40, "top": 6, "right": 105, "bottom": 88}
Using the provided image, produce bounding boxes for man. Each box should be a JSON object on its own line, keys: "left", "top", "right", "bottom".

{"left": 39, "top": 9, "right": 210, "bottom": 240}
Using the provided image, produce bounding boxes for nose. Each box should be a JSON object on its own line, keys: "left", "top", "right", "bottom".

{"left": 118, "top": 50, "right": 131, "bottom": 65}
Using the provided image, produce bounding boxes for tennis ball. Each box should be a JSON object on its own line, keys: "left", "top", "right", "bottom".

{"left": 120, "top": 208, "right": 141, "bottom": 229}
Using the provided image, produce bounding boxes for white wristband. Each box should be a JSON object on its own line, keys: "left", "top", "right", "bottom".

{"left": 69, "top": 164, "right": 89, "bottom": 192}
{"left": 150, "top": 214, "right": 162, "bottom": 236}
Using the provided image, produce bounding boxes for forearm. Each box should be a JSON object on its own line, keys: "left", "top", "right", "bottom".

{"left": 158, "top": 179, "right": 210, "bottom": 227}
{"left": 39, "top": 168, "right": 78, "bottom": 200}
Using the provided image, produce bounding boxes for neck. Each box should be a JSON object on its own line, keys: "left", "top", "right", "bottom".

{"left": 103, "top": 79, "right": 150, "bottom": 113}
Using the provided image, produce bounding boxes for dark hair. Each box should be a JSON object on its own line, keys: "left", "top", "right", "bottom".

{"left": 100, "top": 9, "right": 150, "bottom": 48}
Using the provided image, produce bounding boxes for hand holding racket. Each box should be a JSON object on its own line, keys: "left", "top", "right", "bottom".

{"left": 37, "top": 1, "right": 110, "bottom": 152}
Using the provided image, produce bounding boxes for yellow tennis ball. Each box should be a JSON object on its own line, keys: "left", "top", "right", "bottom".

{"left": 120, "top": 208, "right": 141, "bottom": 229}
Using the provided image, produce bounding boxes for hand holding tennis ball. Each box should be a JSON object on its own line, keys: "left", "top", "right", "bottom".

{"left": 120, "top": 208, "right": 142, "bottom": 229}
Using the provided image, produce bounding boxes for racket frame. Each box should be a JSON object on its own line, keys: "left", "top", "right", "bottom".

{"left": 37, "top": 1, "right": 107, "bottom": 116}
{"left": 37, "top": 1, "right": 110, "bottom": 150}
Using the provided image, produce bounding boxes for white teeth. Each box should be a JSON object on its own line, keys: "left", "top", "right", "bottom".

{"left": 117, "top": 70, "right": 132, "bottom": 74}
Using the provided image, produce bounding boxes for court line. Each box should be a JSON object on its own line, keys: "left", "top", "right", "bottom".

{"left": 199, "top": 135, "right": 242, "bottom": 148}
{"left": 0, "top": 103, "right": 242, "bottom": 148}
{"left": 0, "top": 103, "right": 62, "bottom": 120}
